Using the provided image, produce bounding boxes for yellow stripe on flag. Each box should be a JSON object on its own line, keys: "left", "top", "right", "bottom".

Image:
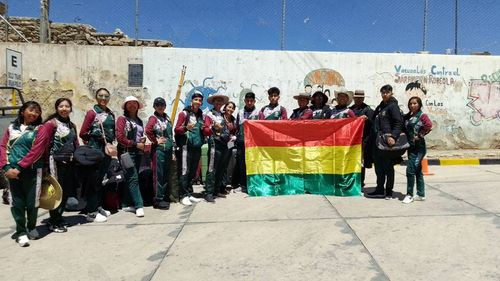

{"left": 245, "top": 145, "right": 362, "bottom": 175}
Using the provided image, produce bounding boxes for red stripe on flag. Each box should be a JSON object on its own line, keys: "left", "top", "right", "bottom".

{"left": 244, "top": 118, "right": 364, "bottom": 148}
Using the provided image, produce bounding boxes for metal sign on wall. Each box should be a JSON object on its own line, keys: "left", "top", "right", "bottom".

{"left": 6, "top": 49, "right": 22, "bottom": 89}
{"left": 128, "top": 64, "right": 143, "bottom": 87}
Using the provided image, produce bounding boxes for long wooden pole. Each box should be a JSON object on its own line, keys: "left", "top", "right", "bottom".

{"left": 170, "top": 65, "right": 186, "bottom": 124}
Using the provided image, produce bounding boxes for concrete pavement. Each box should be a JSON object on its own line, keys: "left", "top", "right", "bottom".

{"left": 0, "top": 165, "right": 498, "bottom": 281}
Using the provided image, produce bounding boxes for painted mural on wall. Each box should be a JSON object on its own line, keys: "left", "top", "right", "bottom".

{"left": 467, "top": 79, "right": 500, "bottom": 125}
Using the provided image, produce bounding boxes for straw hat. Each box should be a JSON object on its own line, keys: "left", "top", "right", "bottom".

{"left": 293, "top": 92, "right": 311, "bottom": 100}
{"left": 334, "top": 87, "right": 353, "bottom": 105}
{"left": 121, "top": 96, "right": 144, "bottom": 110}
{"left": 207, "top": 94, "right": 229, "bottom": 105}
{"left": 39, "top": 174, "right": 63, "bottom": 210}
{"left": 353, "top": 90, "right": 366, "bottom": 98}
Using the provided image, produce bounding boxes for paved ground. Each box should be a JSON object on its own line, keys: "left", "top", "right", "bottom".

{"left": 0, "top": 164, "right": 499, "bottom": 281}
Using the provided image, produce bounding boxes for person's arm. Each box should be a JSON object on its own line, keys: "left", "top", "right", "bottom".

{"left": 0, "top": 129, "right": 10, "bottom": 170}
{"left": 145, "top": 116, "right": 157, "bottom": 144}
{"left": 389, "top": 105, "right": 403, "bottom": 139}
{"left": 72, "top": 123, "right": 80, "bottom": 147}
{"left": 18, "top": 122, "right": 54, "bottom": 169}
{"left": 258, "top": 107, "right": 265, "bottom": 120}
{"left": 202, "top": 114, "right": 213, "bottom": 137}
{"left": 174, "top": 111, "right": 187, "bottom": 136}
{"left": 347, "top": 109, "right": 356, "bottom": 118}
{"left": 79, "top": 110, "right": 96, "bottom": 143}
{"left": 115, "top": 116, "right": 135, "bottom": 147}
{"left": 299, "top": 108, "right": 313, "bottom": 120}
{"left": 280, "top": 107, "right": 288, "bottom": 120}
{"left": 418, "top": 113, "right": 433, "bottom": 137}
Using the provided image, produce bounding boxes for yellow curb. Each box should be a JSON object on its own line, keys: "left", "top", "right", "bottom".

{"left": 439, "top": 158, "right": 480, "bottom": 165}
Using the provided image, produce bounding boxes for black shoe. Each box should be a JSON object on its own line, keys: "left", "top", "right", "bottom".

{"left": 48, "top": 223, "right": 67, "bottom": 233}
{"left": 204, "top": 194, "right": 215, "bottom": 203}
{"left": 216, "top": 193, "right": 227, "bottom": 198}
{"left": 154, "top": 200, "right": 170, "bottom": 210}
{"left": 366, "top": 190, "right": 385, "bottom": 198}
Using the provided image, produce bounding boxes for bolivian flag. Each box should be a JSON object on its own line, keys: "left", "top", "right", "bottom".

{"left": 244, "top": 118, "right": 364, "bottom": 196}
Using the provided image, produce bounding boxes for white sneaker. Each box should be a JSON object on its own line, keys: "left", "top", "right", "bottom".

{"left": 402, "top": 195, "right": 414, "bottom": 204}
{"left": 181, "top": 196, "right": 192, "bottom": 206}
{"left": 122, "top": 206, "right": 136, "bottom": 213}
{"left": 189, "top": 196, "right": 202, "bottom": 203}
{"left": 136, "top": 208, "right": 144, "bottom": 217}
{"left": 414, "top": 195, "right": 426, "bottom": 201}
{"left": 98, "top": 207, "right": 111, "bottom": 217}
{"left": 17, "top": 235, "right": 30, "bottom": 247}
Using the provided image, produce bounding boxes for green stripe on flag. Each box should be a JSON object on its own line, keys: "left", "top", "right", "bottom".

{"left": 247, "top": 173, "right": 362, "bottom": 197}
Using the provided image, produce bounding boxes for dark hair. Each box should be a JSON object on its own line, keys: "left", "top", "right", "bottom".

{"left": 268, "top": 87, "right": 280, "bottom": 96}
{"left": 407, "top": 96, "right": 423, "bottom": 111}
{"left": 380, "top": 84, "right": 393, "bottom": 93}
{"left": 223, "top": 101, "right": 236, "bottom": 113}
{"left": 44, "top": 98, "right": 73, "bottom": 122}
{"left": 12, "top": 101, "right": 43, "bottom": 128}
{"left": 95, "top": 88, "right": 110, "bottom": 98}
{"left": 244, "top": 92, "right": 255, "bottom": 99}
{"left": 191, "top": 92, "right": 203, "bottom": 100}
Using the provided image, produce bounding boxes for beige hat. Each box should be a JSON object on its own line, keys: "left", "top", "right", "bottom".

{"left": 39, "top": 174, "right": 63, "bottom": 210}
{"left": 334, "top": 87, "right": 353, "bottom": 105}
{"left": 122, "top": 96, "right": 144, "bottom": 110}
{"left": 353, "top": 90, "right": 366, "bottom": 98}
{"left": 207, "top": 94, "right": 229, "bottom": 105}
{"left": 293, "top": 92, "right": 311, "bottom": 100}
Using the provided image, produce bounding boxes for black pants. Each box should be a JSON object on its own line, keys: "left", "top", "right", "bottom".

{"left": 374, "top": 149, "right": 395, "bottom": 195}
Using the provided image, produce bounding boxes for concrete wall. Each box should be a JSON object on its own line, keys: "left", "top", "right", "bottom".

{"left": 1, "top": 43, "right": 499, "bottom": 149}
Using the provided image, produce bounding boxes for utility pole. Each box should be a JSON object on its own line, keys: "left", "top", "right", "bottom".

{"left": 135, "top": 0, "right": 139, "bottom": 46}
{"left": 422, "top": 0, "right": 428, "bottom": 51}
{"left": 281, "top": 0, "right": 286, "bottom": 50}
{"left": 454, "top": 0, "right": 458, "bottom": 54}
{"left": 39, "top": 0, "right": 50, "bottom": 43}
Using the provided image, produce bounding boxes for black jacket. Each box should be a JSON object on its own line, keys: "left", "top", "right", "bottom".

{"left": 373, "top": 97, "right": 403, "bottom": 139}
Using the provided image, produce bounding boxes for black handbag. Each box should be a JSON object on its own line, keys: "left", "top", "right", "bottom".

{"left": 376, "top": 132, "right": 410, "bottom": 159}
{"left": 52, "top": 141, "right": 75, "bottom": 162}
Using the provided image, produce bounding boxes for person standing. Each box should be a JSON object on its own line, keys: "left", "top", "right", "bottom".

{"left": 259, "top": 87, "right": 288, "bottom": 120}
{"left": 203, "top": 94, "right": 230, "bottom": 202}
{"left": 116, "top": 96, "right": 146, "bottom": 217}
{"left": 0, "top": 101, "right": 47, "bottom": 247}
{"left": 349, "top": 90, "right": 374, "bottom": 188}
{"left": 44, "top": 98, "right": 79, "bottom": 233}
{"left": 310, "top": 91, "right": 331, "bottom": 119}
{"left": 367, "top": 84, "right": 403, "bottom": 199}
{"left": 330, "top": 88, "right": 355, "bottom": 119}
{"left": 235, "top": 92, "right": 260, "bottom": 193}
{"left": 402, "top": 96, "right": 432, "bottom": 204}
{"left": 145, "top": 97, "right": 174, "bottom": 210}
{"left": 79, "top": 88, "right": 115, "bottom": 222}
{"left": 174, "top": 92, "right": 205, "bottom": 206}
{"left": 290, "top": 93, "right": 313, "bottom": 120}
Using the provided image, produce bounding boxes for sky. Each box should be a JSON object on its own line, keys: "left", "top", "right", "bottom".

{"left": 7, "top": 0, "right": 500, "bottom": 55}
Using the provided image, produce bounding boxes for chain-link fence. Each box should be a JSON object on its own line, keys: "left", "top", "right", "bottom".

{"left": 4, "top": 0, "right": 500, "bottom": 55}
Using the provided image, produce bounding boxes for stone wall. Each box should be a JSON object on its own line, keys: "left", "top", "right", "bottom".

{"left": 0, "top": 17, "right": 173, "bottom": 47}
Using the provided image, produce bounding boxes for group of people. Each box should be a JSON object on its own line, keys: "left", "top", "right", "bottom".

{"left": 0, "top": 83, "right": 432, "bottom": 247}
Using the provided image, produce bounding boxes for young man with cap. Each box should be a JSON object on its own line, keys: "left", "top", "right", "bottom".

{"left": 310, "top": 91, "right": 332, "bottom": 119}
{"left": 290, "top": 93, "right": 313, "bottom": 119}
{"left": 330, "top": 88, "right": 356, "bottom": 119}
{"left": 349, "top": 90, "right": 375, "bottom": 188}
{"left": 174, "top": 92, "right": 205, "bottom": 206}
{"left": 259, "top": 87, "right": 288, "bottom": 120}
{"left": 202, "top": 94, "right": 231, "bottom": 202}
{"left": 235, "top": 92, "right": 260, "bottom": 193}
{"left": 145, "top": 97, "right": 174, "bottom": 210}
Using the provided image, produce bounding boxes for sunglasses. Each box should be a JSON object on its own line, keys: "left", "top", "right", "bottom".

{"left": 97, "top": 94, "right": 110, "bottom": 100}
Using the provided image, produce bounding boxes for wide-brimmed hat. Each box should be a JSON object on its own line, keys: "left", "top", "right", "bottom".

{"left": 39, "top": 174, "right": 63, "bottom": 210}
{"left": 311, "top": 91, "right": 328, "bottom": 104}
{"left": 122, "top": 96, "right": 144, "bottom": 110}
{"left": 353, "top": 90, "right": 366, "bottom": 98}
{"left": 293, "top": 92, "right": 311, "bottom": 100}
{"left": 334, "top": 87, "right": 353, "bottom": 105}
{"left": 207, "top": 94, "right": 229, "bottom": 105}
